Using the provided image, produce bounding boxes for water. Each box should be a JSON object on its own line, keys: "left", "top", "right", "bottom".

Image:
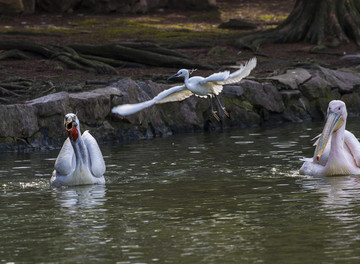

{"left": 1, "top": 119, "right": 360, "bottom": 263}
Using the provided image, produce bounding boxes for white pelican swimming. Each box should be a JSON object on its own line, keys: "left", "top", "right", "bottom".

{"left": 300, "top": 100, "right": 360, "bottom": 176}
{"left": 51, "top": 113, "right": 106, "bottom": 186}
{"left": 112, "top": 57, "right": 257, "bottom": 121}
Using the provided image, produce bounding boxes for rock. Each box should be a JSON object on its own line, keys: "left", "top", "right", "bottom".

{"left": 299, "top": 72, "right": 331, "bottom": 100}
{"left": 317, "top": 66, "right": 360, "bottom": 93}
{"left": 279, "top": 90, "right": 301, "bottom": 105}
{"left": 27, "top": 92, "right": 69, "bottom": 117}
{"left": 3, "top": 63, "right": 360, "bottom": 151}
{"left": 240, "top": 80, "right": 285, "bottom": 113}
{"left": 222, "top": 85, "right": 245, "bottom": 97}
{"left": 268, "top": 68, "right": 312, "bottom": 90}
{"left": 340, "top": 54, "right": 360, "bottom": 64}
{"left": 69, "top": 91, "right": 111, "bottom": 125}
{"left": 37, "top": 0, "right": 81, "bottom": 13}
{"left": 341, "top": 92, "right": 360, "bottom": 114}
{"left": 0, "top": 0, "right": 24, "bottom": 14}
{"left": 218, "top": 18, "right": 257, "bottom": 30}
{"left": 0, "top": 104, "right": 38, "bottom": 138}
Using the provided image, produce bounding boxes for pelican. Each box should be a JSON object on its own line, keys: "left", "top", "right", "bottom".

{"left": 51, "top": 113, "right": 106, "bottom": 186}
{"left": 112, "top": 57, "right": 257, "bottom": 121}
{"left": 300, "top": 100, "right": 360, "bottom": 176}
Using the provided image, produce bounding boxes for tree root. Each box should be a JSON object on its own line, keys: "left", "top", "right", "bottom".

{"left": 236, "top": 0, "right": 360, "bottom": 51}
{"left": 0, "top": 39, "right": 213, "bottom": 75}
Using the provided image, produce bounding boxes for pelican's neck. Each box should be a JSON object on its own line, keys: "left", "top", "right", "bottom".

{"left": 70, "top": 133, "right": 88, "bottom": 168}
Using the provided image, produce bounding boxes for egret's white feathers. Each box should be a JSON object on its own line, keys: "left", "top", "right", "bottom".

{"left": 112, "top": 85, "right": 187, "bottom": 116}
{"left": 156, "top": 88, "right": 193, "bottom": 104}
{"left": 217, "top": 57, "right": 257, "bottom": 85}
{"left": 112, "top": 100, "right": 155, "bottom": 116}
{"left": 200, "top": 71, "right": 230, "bottom": 84}
{"left": 212, "top": 84, "right": 223, "bottom": 95}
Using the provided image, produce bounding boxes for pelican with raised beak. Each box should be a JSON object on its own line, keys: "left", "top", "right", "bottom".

{"left": 51, "top": 113, "right": 106, "bottom": 186}
{"left": 300, "top": 100, "right": 360, "bottom": 176}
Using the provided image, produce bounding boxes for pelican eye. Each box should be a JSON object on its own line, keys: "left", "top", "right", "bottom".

{"left": 65, "top": 121, "right": 73, "bottom": 131}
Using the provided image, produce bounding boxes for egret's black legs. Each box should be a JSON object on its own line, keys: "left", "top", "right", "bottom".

{"left": 209, "top": 96, "right": 220, "bottom": 121}
{"left": 215, "top": 95, "right": 230, "bottom": 119}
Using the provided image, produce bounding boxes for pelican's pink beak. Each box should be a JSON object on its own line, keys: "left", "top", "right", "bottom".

{"left": 315, "top": 112, "right": 344, "bottom": 163}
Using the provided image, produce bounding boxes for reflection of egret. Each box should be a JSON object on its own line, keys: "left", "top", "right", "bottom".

{"left": 112, "top": 57, "right": 257, "bottom": 121}
{"left": 300, "top": 100, "right": 360, "bottom": 176}
{"left": 51, "top": 113, "right": 106, "bottom": 186}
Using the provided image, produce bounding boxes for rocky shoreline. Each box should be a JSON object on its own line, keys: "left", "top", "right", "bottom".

{"left": 1, "top": 63, "right": 360, "bottom": 152}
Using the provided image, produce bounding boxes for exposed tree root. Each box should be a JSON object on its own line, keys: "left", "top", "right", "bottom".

{"left": 236, "top": 0, "right": 360, "bottom": 51}
{"left": 0, "top": 39, "right": 212, "bottom": 75}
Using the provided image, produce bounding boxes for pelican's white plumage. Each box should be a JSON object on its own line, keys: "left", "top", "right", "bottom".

{"left": 112, "top": 57, "right": 257, "bottom": 116}
{"left": 300, "top": 100, "right": 360, "bottom": 176}
{"left": 51, "top": 113, "right": 106, "bottom": 186}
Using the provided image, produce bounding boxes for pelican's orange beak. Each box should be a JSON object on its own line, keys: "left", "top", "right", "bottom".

{"left": 315, "top": 112, "right": 344, "bottom": 163}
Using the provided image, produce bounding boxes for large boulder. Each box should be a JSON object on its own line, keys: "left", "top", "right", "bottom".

{"left": 316, "top": 66, "right": 360, "bottom": 93}
{"left": 0, "top": 104, "right": 38, "bottom": 138}
{"left": 299, "top": 71, "right": 332, "bottom": 100}
{"left": 240, "top": 80, "right": 285, "bottom": 113}
{"left": 268, "top": 68, "right": 312, "bottom": 90}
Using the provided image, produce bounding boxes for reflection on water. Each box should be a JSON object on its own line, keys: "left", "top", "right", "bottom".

{"left": 1, "top": 119, "right": 360, "bottom": 263}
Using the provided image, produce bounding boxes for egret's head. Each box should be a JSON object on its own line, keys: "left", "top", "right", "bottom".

{"left": 315, "top": 100, "right": 347, "bottom": 162}
{"left": 167, "top": 69, "right": 189, "bottom": 80}
{"left": 64, "top": 113, "right": 80, "bottom": 141}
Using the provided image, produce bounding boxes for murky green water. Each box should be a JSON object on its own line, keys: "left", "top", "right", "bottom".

{"left": 2, "top": 119, "right": 360, "bottom": 263}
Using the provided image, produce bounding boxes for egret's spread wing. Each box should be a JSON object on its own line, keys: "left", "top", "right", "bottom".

{"left": 200, "top": 71, "right": 230, "bottom": 84}
{"left": 156, "top": 89, "right": 193, "bottom": 104}
{"left": 217, "top": 57, "right": 257, "bottom": 85}
{"left": 112, "top": 85, "right": 186, "bottom": 116}
{"left": 82, "top": 131, "right": 106, "bottom": 178}
{"left": 112, "top": 100, "right": 154, "bottom": 116}
{"left": 344, "top": 130, "right": 360, "bottom": 167}
{"left": 54, "top": 138, "right": 75, "bottom": 176}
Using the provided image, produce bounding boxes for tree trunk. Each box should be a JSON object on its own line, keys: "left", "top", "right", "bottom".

{"left": 236, "top": 0, "right": 360, "bottom": 50}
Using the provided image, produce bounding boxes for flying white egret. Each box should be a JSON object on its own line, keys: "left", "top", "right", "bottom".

{"left": 300, "top": 100, "right": 360, "bottom": 176}
{"left": 112, "top": 57, "right": 257, "bottom": 121}
{"left": 51, "top": 113, "right": 106, "bottom": 186}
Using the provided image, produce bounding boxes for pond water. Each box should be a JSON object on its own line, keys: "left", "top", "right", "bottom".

{"left": 1, "top": 119, "right": 360, "bottom": 263}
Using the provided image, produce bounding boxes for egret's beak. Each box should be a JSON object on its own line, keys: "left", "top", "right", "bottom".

{"left": 315, "top": 112, "right": 344, "bottom": 162}
{"left": 65, "top": 121, "right": 73, "bottom": 131}
{"left": 167, "top": 73, "right": 180, "bottom": 81}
